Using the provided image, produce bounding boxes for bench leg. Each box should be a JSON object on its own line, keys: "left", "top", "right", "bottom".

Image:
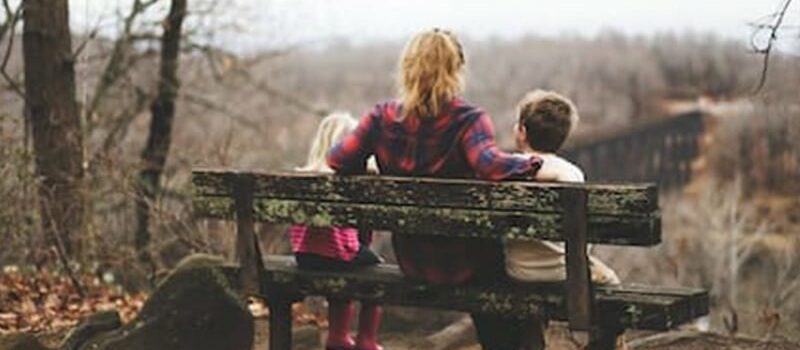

{"left": 520, "top": 316, "right": 547, "bottom": 350}
{"left": 269, "top": 298, "right": 292, "bottom": 350}
{"left": 588, "top": 325, "right": 624, "bottom": 350}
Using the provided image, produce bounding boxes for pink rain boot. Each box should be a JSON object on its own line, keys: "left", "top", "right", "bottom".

{"left": 355, "top": 303, "right": 383, "bottom": 350}
{"left": 326, "top": 299, "right": 356, "bottom": 350}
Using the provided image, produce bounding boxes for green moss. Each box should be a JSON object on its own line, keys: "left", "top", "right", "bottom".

{"left": 478, "top": 292, "right": 514, "bottom": 314}
{"left": 624, "top": 304, "right": 643, "bottom": 326}
{"left": 588, "top": 190, "right": 652, "bottom": 214}
{"left": 311, "top": 277, "right": 348, "bottom": 293}
{"left": 193, "top": 197, "right": 234, "bottom": 218}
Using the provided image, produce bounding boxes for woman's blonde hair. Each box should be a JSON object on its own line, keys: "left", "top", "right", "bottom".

{"left": 398, "top": 28, "right": 466, "bottom": 119}
{"left": 296, "top": 112, "right": 358, "bottom": 173}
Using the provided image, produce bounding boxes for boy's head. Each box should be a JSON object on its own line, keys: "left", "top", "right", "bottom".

{"left": 515, "top": 89, "right": 579, "bottom": 153}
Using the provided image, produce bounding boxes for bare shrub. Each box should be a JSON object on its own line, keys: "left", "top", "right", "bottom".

{"left": 708, "top": 100, "right": 800, "bottom": 194}
{"left": 0, "top": 114, "right": 39, "bottom": 266}
{"left": 597, "top": 180, "right": 800, "bottom": 340}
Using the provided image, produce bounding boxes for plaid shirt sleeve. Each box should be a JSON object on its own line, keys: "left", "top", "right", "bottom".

{"left": 327, "top": 105, "right": 381, "bottom": 174}
{"left": 461, "top": 111, "right": 543, "bottom": 180}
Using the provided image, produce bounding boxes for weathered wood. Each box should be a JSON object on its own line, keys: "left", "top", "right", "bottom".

{"left": 563, "top": 111, "right": 706, "bottom": 191}
{"left": 424, "top": 316, "right": 476, "bottom": 350}
{"left": 233, "top": 177, "right": 260, "bottom": 295}
{"left": 268, "top": 297, "right": 292, "bottom": 350}
{"left": 588, "top": 325, "right": 624, "bottom": 350}
{"left": 563, "top": 188, "right": 593, "bottom": 330}
{"left": 194, "top": 196, "right": 660, "bottom": 246}
{"left": 192, "top": 171, "right": 658, "bottom": 216}
{"left": 260, "top": 256, "right": 709, "bottom": 331}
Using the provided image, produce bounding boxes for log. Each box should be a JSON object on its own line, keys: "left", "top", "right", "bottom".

{"left": 424, "top": 316, "right": 476, "bottom": 350}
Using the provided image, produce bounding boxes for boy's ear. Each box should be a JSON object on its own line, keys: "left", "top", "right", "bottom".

{"left": 516, "top": 123, "right": 527, "bottom": 140}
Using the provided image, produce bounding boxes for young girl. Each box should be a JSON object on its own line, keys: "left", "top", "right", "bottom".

{"left": 291, "top": 112, "right": 383, "bottom": 350}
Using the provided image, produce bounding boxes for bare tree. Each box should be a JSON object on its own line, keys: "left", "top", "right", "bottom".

{"left": 135, "top": 0, "right": 188, "bottom": 267}
{"left": 22, "top": 0, "right": 86, "bottom": 257}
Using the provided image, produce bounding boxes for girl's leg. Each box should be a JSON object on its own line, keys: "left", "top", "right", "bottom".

{"left": 327, "top": 299, "right": 356, "bottom": 349}
{"left": 355, "top": 302, "right": 383, "bottom": 350}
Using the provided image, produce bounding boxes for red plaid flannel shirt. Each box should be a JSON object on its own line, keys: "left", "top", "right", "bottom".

{"left": 327, "top": 98, "right": 542, "bottom": 284}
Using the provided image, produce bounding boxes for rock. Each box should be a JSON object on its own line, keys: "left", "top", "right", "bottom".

{"left": 60, "top": 311, "right": 122, "bottom": 350}
{"left": 68, "top": 254, "right": 253, "bottom": 350}
{"left": 0, "top": 334, "right": 51, "bottom": 350}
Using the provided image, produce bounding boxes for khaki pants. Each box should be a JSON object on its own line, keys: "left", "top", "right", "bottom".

{"left": 506, "top": 240, "right": 621, "bottom": 284}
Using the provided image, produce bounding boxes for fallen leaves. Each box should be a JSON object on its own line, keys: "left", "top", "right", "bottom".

{"left": 1, "top": 267, "right": 329, "bottom": 336}
{"left": 0, "top": 267, "right": 146, "bottom": 335}
{"left": 247, "top": 297, "right": 328, "bottom": 328}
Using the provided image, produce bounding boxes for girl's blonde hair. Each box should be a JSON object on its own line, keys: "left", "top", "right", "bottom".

{"left": 398, "top": 28, "right": 466, "bottom": 119}
{"left": 296, "top": 112, "right": 358, "bottom": 173}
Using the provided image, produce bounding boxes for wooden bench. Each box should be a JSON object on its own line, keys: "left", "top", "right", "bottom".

{"left": 191, "top": 169, "right": 709, "bottom": 350}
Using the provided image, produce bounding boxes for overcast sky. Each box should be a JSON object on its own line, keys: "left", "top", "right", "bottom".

{"left": 69, "top": 0, "right": 799, "bottom": 51}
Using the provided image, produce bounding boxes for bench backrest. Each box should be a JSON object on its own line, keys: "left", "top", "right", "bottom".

{"left": 191, "top": 168, "right": 661, "bottom": 330}
{"left": 192, "top": 170, "right": 660, "bottom": 245}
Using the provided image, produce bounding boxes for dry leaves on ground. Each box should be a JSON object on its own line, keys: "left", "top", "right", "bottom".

{"left": 1, "top": 267, "right": 328, "bottom": 336}
{"left": 247, "top": 297, "right": 328, "bottom": 328}
{"left": 0, "top": 266, "right": 146, "bottom": 335}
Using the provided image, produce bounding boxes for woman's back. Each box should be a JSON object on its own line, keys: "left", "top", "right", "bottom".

{"left": 362, "top": 99, "right": 476, "bottom": 178}
{"left": 329, "top": 99, "right": 539, "bottom": 181}
{"left": 328, "top": 98, "right": 541, "bottom": 284}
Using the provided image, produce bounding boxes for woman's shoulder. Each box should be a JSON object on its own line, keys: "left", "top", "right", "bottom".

{"left": 442, "top": 98, "right": 488, "bottom": 128}
{"left": 365, "top": 98, "right": 486, "bottom": 125}
{"left": 362, "top": 100, "right": 401, "bottom": 124}
{"left": 451, "top": 97, "right": 485, "bottom": 116}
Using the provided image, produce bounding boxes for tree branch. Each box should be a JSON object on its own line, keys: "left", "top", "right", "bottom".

{"left": 0, "top": 0, "right": 23, "bottom": 97}
{"left": 179, "top": 91, "right": 267, "bottom": 132}
{"left": 751, "top": 0, "right": 794, "bottom": 94}
{"left": 86, "top": 0, "right": 160, "bottom": 122}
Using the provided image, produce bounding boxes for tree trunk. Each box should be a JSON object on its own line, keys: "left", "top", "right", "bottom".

{"left": 135, "top": 0, "right": 187, "bottom": 265}
{"left": 22, "top": 0, "right": 85, "bottom": 256}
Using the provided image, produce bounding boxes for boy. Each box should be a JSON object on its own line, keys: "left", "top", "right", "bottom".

{"left": 507, "top": 90, "right": 620, "bottom": 285}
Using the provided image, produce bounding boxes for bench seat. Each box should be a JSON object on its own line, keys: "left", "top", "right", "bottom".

{"left": 261, "top": 255, "right": 709, "bottom": 331}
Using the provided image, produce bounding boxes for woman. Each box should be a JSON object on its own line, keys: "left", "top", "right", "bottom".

{"left": 327, "top": 29, "right": 542, "bottom": 350}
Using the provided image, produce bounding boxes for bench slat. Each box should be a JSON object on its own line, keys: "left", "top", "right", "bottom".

{"left": 193, "top": 197, "right": 659, "bottom": 245}
{"left": 260, "top": 256, "right": 708, "bottom": 330}
{"left": 193, "top": 170, "right": 657, "bottom": 216}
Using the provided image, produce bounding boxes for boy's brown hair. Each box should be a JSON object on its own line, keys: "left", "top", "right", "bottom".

{"left": 516, "top": 90, "right": 579, "bottom": 153}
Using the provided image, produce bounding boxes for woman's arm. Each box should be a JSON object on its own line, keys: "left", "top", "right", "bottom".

{"left": 327, "top": 105, "right": 381, "bottom": 174}
{"left": 461, "top": 112, "right": 543, "bottom": 180}
{"left": 534, "top": 155, "right": 585, "bottom": 183}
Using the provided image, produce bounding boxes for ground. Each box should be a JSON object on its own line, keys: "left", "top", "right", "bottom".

{"left": 251, "top": 319, "right": 800, "bottom": 350}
